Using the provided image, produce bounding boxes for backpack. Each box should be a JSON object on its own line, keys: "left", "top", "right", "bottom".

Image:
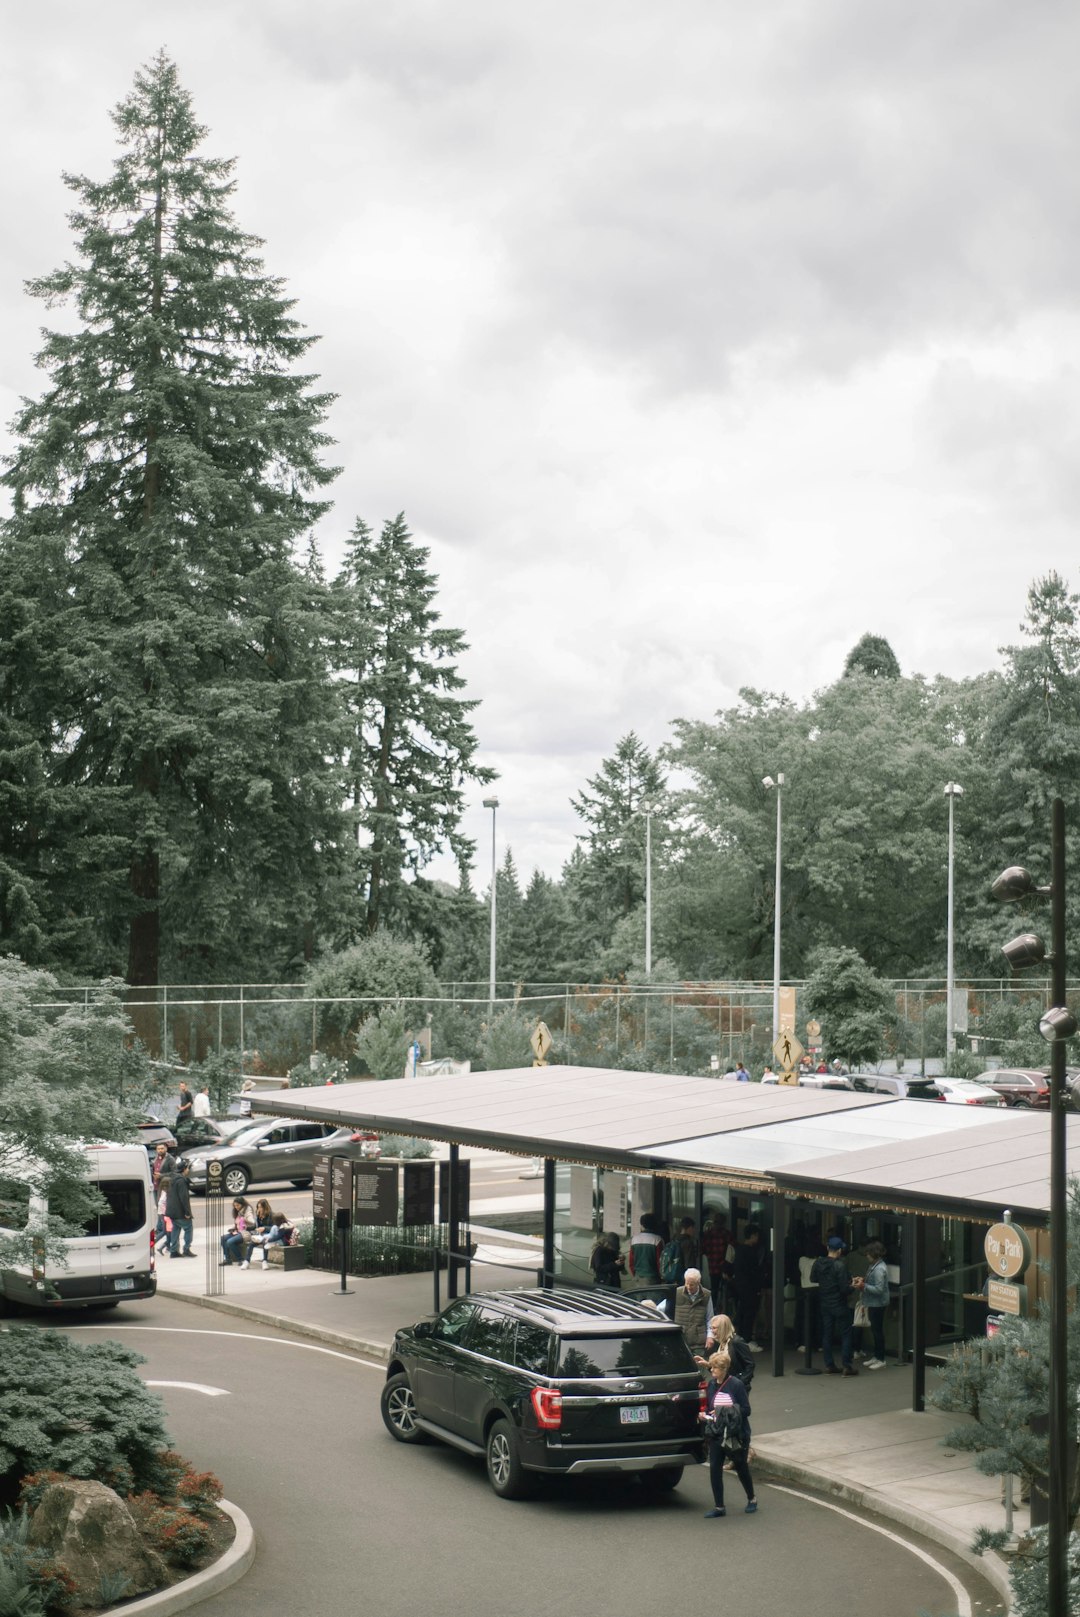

{"left": 660, "top": 1238, "right": 684, "bottom": 1283}
{"left": 704, "top": 1395, "right": 746, "bottom": 1456}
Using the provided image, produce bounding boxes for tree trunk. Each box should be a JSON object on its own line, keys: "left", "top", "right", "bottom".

{"left": 127, "top": 844, "right": 160, "bottom": 986}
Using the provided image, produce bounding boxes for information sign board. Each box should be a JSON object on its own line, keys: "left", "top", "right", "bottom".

{"left": 354, "top": 1162, "right": 399, "bottom": 1226}
{"left": 403, "top": 1161, "right": 436, "bottom": 1225}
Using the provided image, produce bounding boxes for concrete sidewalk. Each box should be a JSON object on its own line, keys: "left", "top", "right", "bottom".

{"left": 156, "top": 1255, "right": 1016, "bottom": 1610}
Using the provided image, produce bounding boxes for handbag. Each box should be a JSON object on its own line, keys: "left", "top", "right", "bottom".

{"left": 853, "top": 1302, "right": 870, "bottom": 1327}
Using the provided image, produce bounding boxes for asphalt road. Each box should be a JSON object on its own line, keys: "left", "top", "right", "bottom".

{"left": 34, "top": 1294, "right": 1004, "bottom": 1617}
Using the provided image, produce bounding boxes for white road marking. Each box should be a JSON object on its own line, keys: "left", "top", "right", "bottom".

{"left": 80, "top": 1325, "right": 385, "bottom": 1371}
{"left": 145, "top": 1379, "right": 230, "bottom": 1397}
{"left": 766, "top": 1482, "right": 972, "bottom": 1617}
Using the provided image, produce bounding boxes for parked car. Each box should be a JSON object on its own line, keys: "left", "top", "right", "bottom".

{"left": 173, "top": 1117, "right": 252, "bottom": 1151}
{"left": 180, "top": 1117, "right": 361, "bottom": 1195}
{"left": 761, "top": 1072, "right": 853, "bottom": 1090}
{"left": 971, "top": 1067, "right": 1080, "bottom": 1110}
{"left": 380, "top": 1287, "right": 705, "bottom": 1500}
{"left": 922, "top": 1077, "right": 1005, "bottom": 1108}
{"left": 134, "top": 1114, "right": 178, "bottom": 1154}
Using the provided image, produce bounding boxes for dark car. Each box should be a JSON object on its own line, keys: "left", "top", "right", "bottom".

{"left": 380, "top": 1287, "right": 705, "bottom": 1500}
{"left": 180, "top": 1116, "right": 361, "bottom": 1195}
{"left": 135, "top": 1114, "right": 178, "bottom": 1154}
{"left": 972, "top": 1067, "right": 1080, "bottom": 1110}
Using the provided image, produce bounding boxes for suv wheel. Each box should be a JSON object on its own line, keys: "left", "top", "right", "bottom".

{"left": 223, "top": 1165, "right": 249, "bottom": 1195}
{"left": 486, "top": 1418, "right": 534, "bottom": 1500}
{"left": 639, "top": 1467, "right": 684, "bottom": 1494}
{"left": 380, "top": 1374, "right": 428, "bottom": 1444}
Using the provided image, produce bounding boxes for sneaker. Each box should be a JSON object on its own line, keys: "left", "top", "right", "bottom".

{"left": 239, "top": 1260, "right": 249, "bottom": 1269}
{"left": 218, "top": 1259, "right": 230, "bottom": 1267}
{"left": 865, "top": 1358, "right": 884, "bottom": 1370}
{"left": 704, "top": 1508, "right": 726, "bottom": 1518}
{"left": 854, "top": 1350, "right": 866, "bottom": 1360}
{"left": 748, "top": 1342, "right": 764, "bottom": 1353}
{"left": 744, "top": 1500, "right": 758, "bottom": 1514}
{"left": 842, "top": 1365, "right": 859, "bottom": 1377}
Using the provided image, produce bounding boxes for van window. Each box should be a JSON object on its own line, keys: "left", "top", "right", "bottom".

{"left": 81, "top": 1180, "right": 147, "bottom": 1237}
{"left": 0, "top": 1179, "right": 30, "bottom": 1230}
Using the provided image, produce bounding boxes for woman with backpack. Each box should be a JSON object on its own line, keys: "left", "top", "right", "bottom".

{"left": 700, "top": 1349, "right": 757, "bottom": 1519}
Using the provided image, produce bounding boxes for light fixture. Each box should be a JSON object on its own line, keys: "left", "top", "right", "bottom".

{"left": 991, "top": 865, "right": 1051, "bottom": 903}
{"left": 1040, "top": 1007, "right": 1078, "bottom": 1044}
{"left": 1001, "top": 932, "right": 1048, "bottom": 972}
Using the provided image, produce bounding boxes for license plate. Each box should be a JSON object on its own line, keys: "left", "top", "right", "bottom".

{"left": 113, "top": 1278, "right": 135, "bottom": 1291}
{"left": 619, "top": 1405, "right": 649, "bottom": 1425}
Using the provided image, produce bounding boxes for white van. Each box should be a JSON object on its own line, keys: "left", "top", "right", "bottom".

{"left": 0, "top": 1142, "right": 157, "bottom": 1312}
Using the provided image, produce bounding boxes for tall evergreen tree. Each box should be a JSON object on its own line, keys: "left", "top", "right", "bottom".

{"left": 0, "top": 54, "right": 344, "bottom": 983}
{"left": 569, "top": 732, "right": 668, "bottom": 953}
{"left": 333, "top": 513, "right": 494, "bottom": 935}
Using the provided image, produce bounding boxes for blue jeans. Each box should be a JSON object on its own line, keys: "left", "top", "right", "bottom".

{"left": 821, "top": 1307, "right": 853, "bottom": 1368}
{"left": 221, "top": 1232, "right": 246, "bottom": 1264}
{"left": 169, "top": 1218, "right": 193, "bottom": 1256}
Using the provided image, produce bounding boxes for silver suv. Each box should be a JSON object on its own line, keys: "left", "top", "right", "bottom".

{"left": 181, "top": 1117, "right": 358, "bottom": 1195}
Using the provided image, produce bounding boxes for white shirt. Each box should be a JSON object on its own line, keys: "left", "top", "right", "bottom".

{"left": 193, "top": 1091, "right": 212, "bottom": 1118}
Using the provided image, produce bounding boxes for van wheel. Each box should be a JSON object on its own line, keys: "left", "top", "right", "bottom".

{"left": 380, "top": 1374, "right": 428, "bottom": 1444}
{"left": 223, "top": 1166, "right": 250, "bottom": 1195}
{"left": 639, "top": 1467, "right": 684, "bottom": 1494}
{"left": 486, "top": 1419, "right": 534, "bottom": 1499}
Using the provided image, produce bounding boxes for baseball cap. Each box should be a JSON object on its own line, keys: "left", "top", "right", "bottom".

{"left": 827, "top": 1236, "right": 845, "bottom": 1251}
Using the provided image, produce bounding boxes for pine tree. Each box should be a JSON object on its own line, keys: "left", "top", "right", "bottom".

{"left": 568, "top": 732, "right": 668, "bottom": 964}
{"left": 0, "top": 53, "right": 344, "bottom": 983}
{"left": 333, "top": 513, "right": 494, "bottom": 935}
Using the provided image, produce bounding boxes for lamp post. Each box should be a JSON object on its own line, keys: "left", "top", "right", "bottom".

{"left": 482, "top": 797, "right": 499, "bottom": 1015}
{"left": 944, "top": 783, "right": 964, "bottom": 1061}
{"left": 992, "top": 803, "right": 1073, "bottom": 1617}
{"left": 763, "top": 773, "right": 784, "bottom": 1045}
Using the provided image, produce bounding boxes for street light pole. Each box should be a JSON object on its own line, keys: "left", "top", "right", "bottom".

{"left": 482, "top": 797, "right": 499, "bottom": 1015}
{"left": 645, "top": 804, "right": 653, "bottom": 980}
{"left": 944, "top": 783, "right": 964, "bottom": 1062}
{"left": 763, "top": 774, "right": 784, "bottom": 1045}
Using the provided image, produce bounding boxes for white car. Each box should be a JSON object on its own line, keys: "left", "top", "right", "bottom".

{"left": 926, "top": 1078, "right": 1006, "bottom": 1108}
{"left": 761, "top": 1071, "right": 853, "bottom": 1091}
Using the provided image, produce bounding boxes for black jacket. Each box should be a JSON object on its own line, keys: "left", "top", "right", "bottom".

{"left": 166, "top": 1174, "right": 192, "bottom": 1221}
{"left": 812, "top": 1253, "right": 855, "bottom": 1311}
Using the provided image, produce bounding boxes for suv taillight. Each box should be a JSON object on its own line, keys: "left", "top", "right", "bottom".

{"left": 531, "top": 1387, "right": 563, "bottom": 1430}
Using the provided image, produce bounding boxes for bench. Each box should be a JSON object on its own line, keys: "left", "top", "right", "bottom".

{"left": 266, "top": 1245, "right": 307, "bottom": 1271}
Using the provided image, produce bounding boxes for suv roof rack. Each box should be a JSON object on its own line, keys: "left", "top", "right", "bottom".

{"left": 480, "top": 1287, "right": 677, "bottom": 1327}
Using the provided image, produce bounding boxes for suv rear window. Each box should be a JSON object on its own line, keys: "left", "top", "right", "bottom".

{"left": 556, "top": 1333, "right": 695, "bottom": 1379}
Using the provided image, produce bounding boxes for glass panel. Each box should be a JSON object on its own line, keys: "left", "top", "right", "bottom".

{"left": 433, "top": 1300, "right": 475, "bottom": 1343}
{"left": 467, "top": 1306, "right": 509, "bottom": 1360}
{"left": 556, "top": 1333, "right": 695, "bottom": 1378}
{"left": 514, "top": 1322, "right": 553, "bottom": 1375}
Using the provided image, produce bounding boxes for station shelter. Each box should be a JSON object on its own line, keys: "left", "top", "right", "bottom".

{"left": 251, "top": 1066, "right": 1080, "bottom": 1411}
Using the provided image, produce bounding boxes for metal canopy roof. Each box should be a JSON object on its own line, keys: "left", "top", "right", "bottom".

{"left": 251, "top": 1067, "right": 1059, "bottom": 1222}
{"left": 250, "top": 1066, "right": 888, "bottom": 1167}
{"left": 775, "top": 1110, "right": 1076, "bottom": 1221}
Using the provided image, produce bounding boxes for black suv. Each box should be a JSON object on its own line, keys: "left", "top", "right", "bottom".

{"left": 380, "top": 1287, "right": 704, "bottom": 1500}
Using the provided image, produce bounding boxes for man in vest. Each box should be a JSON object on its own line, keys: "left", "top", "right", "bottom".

{"left": 675, "top": 1268, "right": 712, "bottom": 1356}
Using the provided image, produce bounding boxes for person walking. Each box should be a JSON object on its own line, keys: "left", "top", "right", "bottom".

{"left": 175, "top": 1081, "right": 194, "bottom": 1132}
{"left": 165, "top": 1162, "right": 195, "bottom": 1258}
{"left": 701, "top": 1208, "right": 734, "bottom": 1314}
{"left": 697, "top": 1313, "right": 755, "bottom": 1387}
{"left": 811, "top": 1236, "right": 862, "bottom": 1375}
{"left": 193, "top": 1085, "right": 212, "bottom": 1120}
{"left": 674, "top": 1268, "right": 712, "bottom": 1356}
{"left": 861, "top": 1240, "right": 890, "bottom": 1369}
{"left": 700, "top": 1350, "right": 758, "bottom": 1518}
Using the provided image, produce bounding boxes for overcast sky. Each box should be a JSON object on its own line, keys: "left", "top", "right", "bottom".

{"left": 3, "top": 2, "right": 1078, "bottom": 887}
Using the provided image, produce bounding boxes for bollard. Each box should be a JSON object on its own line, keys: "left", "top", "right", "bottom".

{"left": 795, "top": 1287, "right": 822, "bottom": 1376}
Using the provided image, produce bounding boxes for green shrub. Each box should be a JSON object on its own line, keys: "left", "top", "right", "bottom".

{"left": 0, "top": 1333, "right": 170, "bottom": 1510}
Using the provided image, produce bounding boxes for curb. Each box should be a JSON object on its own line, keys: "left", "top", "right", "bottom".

{"left": 166, "top": 1289, "right": 391, "bottom": 1363}
{"left": 751, "top": 1449, "right": 1013, "bottom": 1612}
{"left": 101, "top": 1499, "right": 255, "bottom": 1617}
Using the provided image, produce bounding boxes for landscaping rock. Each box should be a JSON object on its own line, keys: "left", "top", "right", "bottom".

{"left": 27, "top": 1478, "right": 167, "bottom": 1608}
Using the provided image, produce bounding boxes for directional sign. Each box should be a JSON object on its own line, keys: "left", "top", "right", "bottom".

{"left": 531, "top": 1020, "right": 553, "bottom": 1065}
{"left": 773, "top": 1032, "right": 804, "bottom": 1072}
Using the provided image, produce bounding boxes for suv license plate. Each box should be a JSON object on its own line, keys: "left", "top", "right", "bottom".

{"left": 620, "top": 1405, "right": 649, "bottom": 1425}
{"left": 113, "top": 1278, "right": 135, "bottom": 1291}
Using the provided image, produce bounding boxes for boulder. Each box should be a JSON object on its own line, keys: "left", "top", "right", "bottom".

{"left": 27, "top": 1479, "right": 167, "bottom": 1608}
